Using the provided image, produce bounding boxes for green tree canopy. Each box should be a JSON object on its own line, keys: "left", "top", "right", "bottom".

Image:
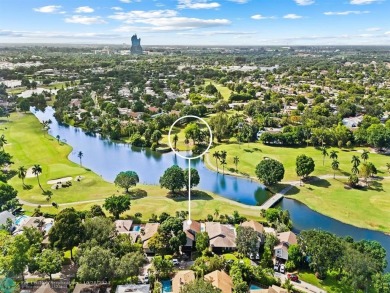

{"left": 183, "top": 168, "right": 200, "bottom": 191}
{"left": 37, "top": 249, "right": 63, "bottom": 280}
{"left": 180, "top": 278, "right": 221, "bottom": 293}
{"left": 255, "top": 158, "right": 285, "bottom": 186}
{"left": 103, "top": 195, "right": 131, "bottom": 219}
{"left": 236, "top": 226, "right": 259, "bottom": 256}
{"left": 296, "top": 154, "right": 315, "bottom": 180}
{"left": 114, "top": 171, "right": 139, "bottom": 193}
{"left": 159, "top": 165, "right": 186, "bottom": 193}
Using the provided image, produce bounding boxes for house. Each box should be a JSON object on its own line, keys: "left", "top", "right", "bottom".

{"left": 172, "top": 270, "right": 195, "bottom": 293}
{"left": 205, "top": 222, "right": 236, "bottom": 253}
{"left": 251, "top": 285, "right": 287, "bottom": 293}
{"left": 115, "top": 220, "right": 133, "bottom": 234}
{"left": 240, "top": 220, "right": 265, "bottom": 246}
{"left": 34, "top": 283, "right": 56, "bottom": 293}
{"left": 141, "top": 223, "right": 160, "bottom": 253}
{"left": 115, "top": 285, "right": 150, "bottom": 293}
{"left": 0, "top": 210, "right": 15, "bottom": 226}
{"left": 183, "top": 220, "right": 201, "bottom": 249}
{"left": 204, "top": 270, "right": 233, "bottom": 293}
{"left": 274, "top": 231, "right": 298, "bottom": 261}
{"left": 73, "top": 283, "right": 110, "bottom": 293}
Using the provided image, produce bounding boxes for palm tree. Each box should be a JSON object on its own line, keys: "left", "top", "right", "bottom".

{"left": 56, "top": 135, "right": 60, "bottom": 144}
{"left": 331, "top": 160, "right": 339, "bottom": 179}
{"left": 214, "top": 208, "right": 219, "bottom": 219}
{"left": 0, "top": 134, "right": 7, "bottom": 150}
{"left": 173, "top": 134, "right": 178, "bottom": 150}
{"left": 213, "top": 151, "right": 221, "bottom": 173}
{"left": 18, "top": 166, "right": 27, "bottom": 187}
{"left": 329, "top": 150, "right": 338, "bottom": 161}
{"left": 32, "top": 164, "right": 43, "bottom": 191}
{"left": 320, "top": 146, "right": 328, "bottom": 166}
{"left": 351, "top": 165, "right": 359, "bottom": 175}
{"left": 233, "top": 156, "right": 240, "bottom": 172}
{"left": 283, "top": 279, "right": 293, "bottom": 293}
{"left": 221, "top": 159, "right": 227, "bottom": 175}
{"left": 351, "top": 155, "right": 360, "bottom": 169}
{"left": 77, "top": 151, "right": 83, "bottom": 166}
{"left": 361, "top": 149, "right": 369, "bottom": 162}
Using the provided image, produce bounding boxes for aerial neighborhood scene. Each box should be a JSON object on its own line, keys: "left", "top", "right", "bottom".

{"left": 0, "top": 0, "right": 390, "bottom": 292}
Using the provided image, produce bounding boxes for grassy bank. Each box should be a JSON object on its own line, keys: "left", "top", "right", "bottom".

{"left": 3, "top": 112, "right": 264, "bottom": 221}
{"left": 207, "top": 142, "right": 390, "bottom": 233}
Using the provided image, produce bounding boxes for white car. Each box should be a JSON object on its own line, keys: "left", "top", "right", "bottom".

{"left": 172, "top": 259, "right": 179, "bottom": 265}
{"left": 280, "top": 264, "right": 285, "bottom": 274}
{"left": 143, "top": 275, "right": 149, "bottom": 284}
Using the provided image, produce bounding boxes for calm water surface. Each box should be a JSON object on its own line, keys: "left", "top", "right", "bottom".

{"left": 34, "top": 107, "right": 390, "bottom": 270}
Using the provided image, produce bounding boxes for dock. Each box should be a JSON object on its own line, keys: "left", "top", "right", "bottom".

{"left": 259, "top": 185, "right": 295, "bottom": 209}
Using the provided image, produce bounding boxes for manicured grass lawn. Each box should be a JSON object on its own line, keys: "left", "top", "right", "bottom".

{"left": 207, "top": 142, "right": 390, "bottom": 233}
{"left": 299, "top": 270, "right": 375, "bottom": 293}
{"left": 286, "top": 178, "right": 390, "bottom": 233}
{"left": 3, "top": 113, "right": 264, "bottom": 222}
{"left": 204, "top": 79, "right": 232, "bottom": 100}
{"left": 207, "top": 142, "right": 390, "bottom": 181}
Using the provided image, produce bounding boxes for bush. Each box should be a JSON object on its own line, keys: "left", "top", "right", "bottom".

{"left": 151, "top": 142, "right": 158, "bottom": 151}
{"left": 348, "top": 174, "right": 359, "bottom": 188}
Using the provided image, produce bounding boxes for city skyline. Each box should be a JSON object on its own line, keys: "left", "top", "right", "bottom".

{"left": 0, "top": 0, "right": 389, "bottom": 45}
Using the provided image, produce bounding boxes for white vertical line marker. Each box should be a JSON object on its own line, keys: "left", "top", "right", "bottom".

{"left": 187, "top": 158, "right": 192, "bottom": 225}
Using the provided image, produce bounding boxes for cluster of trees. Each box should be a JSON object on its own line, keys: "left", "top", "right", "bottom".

{"left": 159, "top": 165, "right": 200, "bottom": 193}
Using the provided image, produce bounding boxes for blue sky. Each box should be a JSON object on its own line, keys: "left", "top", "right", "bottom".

{"left": 0, "top": 0, "right": 389, "bottom": 45}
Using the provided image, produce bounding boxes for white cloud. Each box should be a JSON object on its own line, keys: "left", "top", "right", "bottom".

{"left": 110, "top": 10, "right": 178, "bottom": 22}
{"left": 294, "top": 0, "right": 314, "bottom": 5}
{"left": 74, "top": 6, "right": 94, "bottom": 13}
{"left": 178, "top": 0, "right": 220, "bottom": 9}
{"left": 365, "top": 27, "right": 381, "bottom": 31}
{"left": 228, "top": 0, "right": 250, "bottom": 3}
{"left": 33, "top": 5, "right": 63, "bottom": 13}
{"left": 350, "top": 0, "right": 380, "bottom": 4}
{"left": 283, "top": 14, "right": 302, "bottom": 19}
{"left": 65, "top": 15, "right": 107, "bottom": 25}
{"left": 385, "top": 31, "right": 390, "bottom": 35}
{"left": 111, "top": 7, "right": 123, "bottom": 11}
{"left": 251, "top": 14, "right": 276, "bottom": 20}
{"left": 177, "top": 30, "right": 256, "bottom": 36}
{"left": 324, "top": 10, "right": 370, "bottom": 15}
{"left": 120, "top": 0, "right": 132, "bottom": 3}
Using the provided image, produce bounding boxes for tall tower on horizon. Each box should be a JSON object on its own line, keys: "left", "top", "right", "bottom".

{"left": 130, "top": 34, "right": 143, "bottom": 55}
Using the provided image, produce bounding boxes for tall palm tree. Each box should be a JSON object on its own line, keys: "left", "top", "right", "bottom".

{"left": 77, "top": 151, "right": 83, "bottom": 166}
{"left": 32, "top": 164, "right": 43, "bottom": 191}
{"left": 18, "top": 166, "right": 27, "bottom": 187}
{"left": 214, "top": 208, "right": 219, "bottom": 219}
{"left": 221, "top": 159, "right": 227, "bottom": 175}
{"left": 320, "top": 146, "right": 328, "bottom": 166}
{"left": 233, "top": 156, "right": 240, "bottom": 172}
{"left": 213, "top": 151, "right": 221, "bottom": 173}
{"left": 351, "top": 165, "right": 359, "bottom": 175}
{"left": 361, "top": 149, "right": 369, "bottom": 162}
{"left": 351, "top": 155, "right": 361, "bottom": 168}
{"left": 329, "top": 150, "right": 338, "bottom": 161}
{"left": 0, "top": 134, "right": 7, "bottom": 150}
{"left": 173, "top": 134, "right": 178, "bottom": 150}
{"left": 331, "top": 160, "right": 339, "bottom": 179}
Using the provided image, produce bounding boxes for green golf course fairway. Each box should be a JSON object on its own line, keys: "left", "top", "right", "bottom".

{"left": 206, "top": 143, "right": 390, "bottom": 233}
{"left": 2, "top": 112, "right": 264, "bottom": 221}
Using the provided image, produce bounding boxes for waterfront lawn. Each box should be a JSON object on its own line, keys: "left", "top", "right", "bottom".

{"left": 3, "top": 112, "right": 118, "bottom": 204}
{"left": 4, "top": 113, "right": 264, "bottom": 221}
{"left": 286, "top": 178, "right": 390, "bottom": 233}
{"left": 208, "top": 143, "right": 389, "bottom": 181}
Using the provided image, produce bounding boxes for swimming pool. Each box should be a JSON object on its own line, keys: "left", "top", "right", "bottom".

{"left": 250, "top": 284, "right": 264, "bottom": 290}
{"left": 132, "top": 225, "right": 141, "bottom": 232}
{"left": 15, "top": 215, "right": 29, "bottom": 226}
{"left": 161, "top": 279, "right": 172, "bottom": 293}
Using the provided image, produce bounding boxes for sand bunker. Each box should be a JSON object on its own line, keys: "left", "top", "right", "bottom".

{"left": 25, "top": 167, "right": 36, "bottom": 178}
{"left": 47, "top": 177, "right": 73, "bottom": 184}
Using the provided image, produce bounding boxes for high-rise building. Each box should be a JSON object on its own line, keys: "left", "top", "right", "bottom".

{"left": 130, "top": 34, "right": 143, "bottom": 55}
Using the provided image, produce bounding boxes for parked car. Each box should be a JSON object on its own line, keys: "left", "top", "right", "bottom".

{"left": 255, "top": 252, "right": 260, "bottom": 260}
{"left": 249, "top": 253, "right": 254, "bottom": 260}
{"left": 280, "top": 264, "right": 285, "bottom": 273}
{"left": 274, "top": 262, "right": 280, "bottom": 271}
{"left": 144, "top": 275, "right": 149, "bottom": 284}
{"left": 287, "top": 273, "right": 299, "bottom": 282}
{"left": 172, "top": 259, "right": 179, "bottom": 265}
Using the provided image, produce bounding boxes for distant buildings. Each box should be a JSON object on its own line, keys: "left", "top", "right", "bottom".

{"left": 131, "top": 34, "right": 143, "bottom": 55}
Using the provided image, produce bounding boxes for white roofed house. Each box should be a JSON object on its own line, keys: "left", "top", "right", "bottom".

{"left": 274, "top": 231, "right": 298, "bottom": 261}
